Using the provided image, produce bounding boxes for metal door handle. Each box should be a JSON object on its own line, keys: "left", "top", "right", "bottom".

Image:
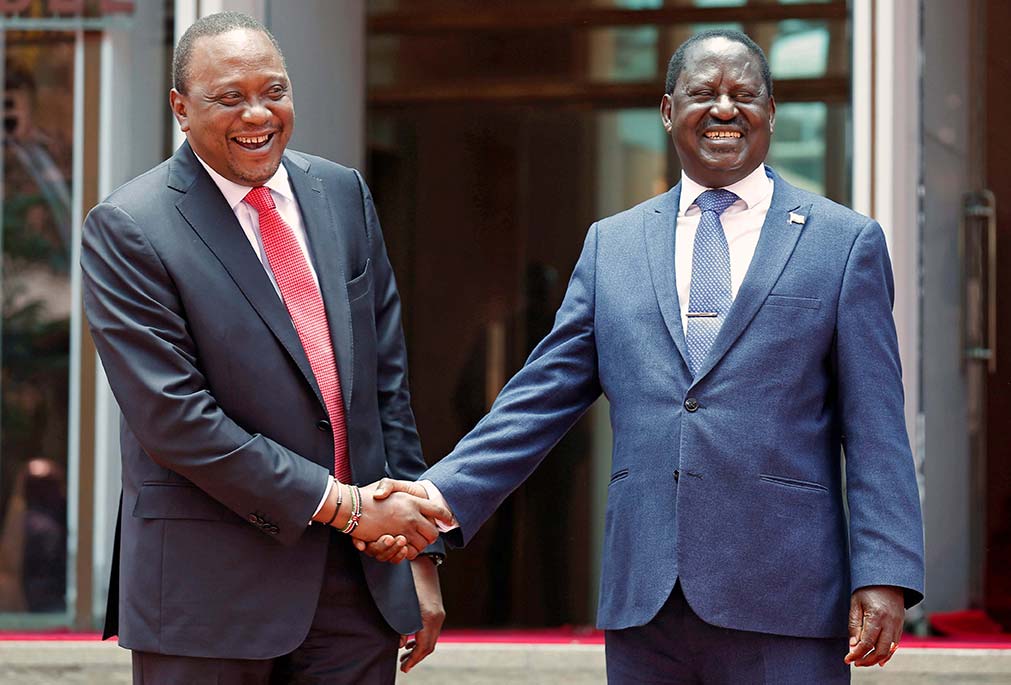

{"left": 962, "top": 189, "right": 997, "bottom": 373}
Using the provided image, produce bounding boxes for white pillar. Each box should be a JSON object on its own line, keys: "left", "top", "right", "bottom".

{"left": 852, "top": 0, "right": 922, "bottom": 484}
{"left": 265, "top": 0, "right": 365, "bottom": 169}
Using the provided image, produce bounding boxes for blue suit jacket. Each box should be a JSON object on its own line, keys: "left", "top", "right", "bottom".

{"left": 425, "top": 168, "right": 924, "bottom": 638}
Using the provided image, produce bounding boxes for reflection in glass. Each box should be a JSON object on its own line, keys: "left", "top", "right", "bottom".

{"left": 369, "top": 17, "right": 849, "bottom": 95}
{"left": 367, "top": 0, "right": 852, "bottom": 628}
{"left": 368, "top": 0, "right": 834, "bottom": 10}
{"left": 664, "top": 20, "right": 845, "bottom": 80}
{"left": 0, "top": 35, "right": 74, "bottom": 615}
{"left": 768, "top": 102, "right": 851, "bottom": 204}
{"left": 770, "top": 20, "right": 830, "bottom": 78}
{"left": 588, "top": 26, "right": 658, "bottom": 83}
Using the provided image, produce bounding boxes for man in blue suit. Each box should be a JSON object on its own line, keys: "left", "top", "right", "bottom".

{"left": 370, "top": 29, "right": 925, "bottom": 683}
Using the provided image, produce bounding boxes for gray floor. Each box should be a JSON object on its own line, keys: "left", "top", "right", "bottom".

{"left": 1, "top": 641, "right": 1009, "bottom": 684}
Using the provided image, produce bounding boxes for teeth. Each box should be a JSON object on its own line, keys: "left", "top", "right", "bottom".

{"left": 236, "top": 134, "right": 270, "bottom": 144}
{"left": 705, "top": 131, "right": 742, "bottom": 139}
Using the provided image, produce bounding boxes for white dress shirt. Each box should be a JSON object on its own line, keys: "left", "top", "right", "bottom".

{"left": 675, "top": 163, "right": 773, "bottom": 334}
{"left": 194, "top": 154, "right": 320, "bottom": 294}
{"left": 193, "top": 153, "right": 333, "bottom": 520}
{"left": 423, "top": 164, "right": 775, "bottom": 532}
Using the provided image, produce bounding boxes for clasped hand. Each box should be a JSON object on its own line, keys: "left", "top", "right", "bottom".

{"left": 351, "top": 479, "right": 448, "bottom": 562}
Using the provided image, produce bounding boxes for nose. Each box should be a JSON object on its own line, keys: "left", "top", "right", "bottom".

{"left": 241, "top": 99, "right": 270, "bottom": 124}
{"left": 711, "top": 93, "right": 737, "bottom": 120}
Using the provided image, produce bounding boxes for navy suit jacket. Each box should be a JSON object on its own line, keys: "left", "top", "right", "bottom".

{"left": 81, "top": 142, "right": 439, "bottom": 658}
{"left": 425, "top": 168, "right": 924, "bottom": 638}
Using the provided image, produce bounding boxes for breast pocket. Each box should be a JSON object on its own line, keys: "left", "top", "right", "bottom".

{"left": 346, "top": 258, "right": 373, "bottom": 303}
{"left": 764, "top": 294, "right": 821, "bottom": 310}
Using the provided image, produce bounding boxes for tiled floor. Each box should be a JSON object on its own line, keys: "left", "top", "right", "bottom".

{"left": 1, "top": 641, "right": 1009, "bottom": 684}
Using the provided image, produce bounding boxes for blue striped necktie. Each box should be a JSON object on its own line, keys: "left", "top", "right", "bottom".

{"left": 685, "top": 188, "right": 739, "bottom": 375}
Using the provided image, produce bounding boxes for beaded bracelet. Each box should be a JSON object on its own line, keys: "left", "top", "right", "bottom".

{"left": 323, "top": 480, "right": 343, "bottom": 527}
{"left": 340, "top": 485, "right": 362, "bottom": 535}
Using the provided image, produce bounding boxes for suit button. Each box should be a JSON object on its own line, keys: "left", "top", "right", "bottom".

{"left": 247, "top": 514, "right": 259, "bottom": 524}
{"left": 684, "top": 398, "right": 699, "bottom": 412}
{"left": 267, "top": 526, "right": 279, "bottom": 535}
{"left": 317, "top": 419, "right": 331, "bottom": 432}
{"left": 674, "top": 469, "right": 680, "bottom": 482}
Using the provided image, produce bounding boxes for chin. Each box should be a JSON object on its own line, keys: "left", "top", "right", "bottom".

{"left": 233, "top": 162, "right": 281, "bottom": 186}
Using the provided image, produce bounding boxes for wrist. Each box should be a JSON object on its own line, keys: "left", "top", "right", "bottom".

{"left": 330, "top": 483, "right": 352, "bottom": 529}
{"left": 311, "top": 478, "right": 340, "bottom": 525}
{"left": 337, "top": 484, "right": 363, "bottom": 534}
{"left": 420, "top": 552, "right": 444, "bottom": 568}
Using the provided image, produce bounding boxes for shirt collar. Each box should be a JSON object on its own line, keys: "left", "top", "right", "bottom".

{"left": 193, "top": 150, "right": 294, "bottom": 211}
{"left": 679, "top": 163, "right": 770, "bottom": 215}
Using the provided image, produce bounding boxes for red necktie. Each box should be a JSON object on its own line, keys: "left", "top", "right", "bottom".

{"left": 244, "top": 186, "right": 350, "bottom": 483}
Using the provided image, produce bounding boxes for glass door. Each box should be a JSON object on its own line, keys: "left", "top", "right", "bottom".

{"left": 0, "top": 29, "right": 75, "bottom": 623}
{"left": 367, "top": 0, "right": 852, "bottom": 628}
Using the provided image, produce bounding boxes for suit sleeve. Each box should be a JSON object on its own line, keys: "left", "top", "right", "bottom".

{"left": 835, "top": 220, "right": 925, "bottom": 607}
{"left": 423, "top": 223, "right": 603, "bottom": 546}
{"left": 81, "top": 202, "right": 328, "bottom": 546}
{"left": 354, "top": 171, "right": 445, "bottom": 556}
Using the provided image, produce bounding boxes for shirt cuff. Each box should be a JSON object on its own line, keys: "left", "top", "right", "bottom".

{"left": 418, "top": 480, "right": 459, "bottom": 532}
{"left": 310, "top": 476, "right": 335, "bottom": 525}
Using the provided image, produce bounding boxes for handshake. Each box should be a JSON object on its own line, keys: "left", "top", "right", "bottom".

{"left": 317, "top": 478, "right": 455, "bottom": 564}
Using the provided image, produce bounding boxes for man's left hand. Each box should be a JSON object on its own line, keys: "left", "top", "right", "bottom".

{"left": 845, "top": 585, "right": 905, "bottom": 667}
{"left": 400, "top": 557, "right": 445, "bottom": 673}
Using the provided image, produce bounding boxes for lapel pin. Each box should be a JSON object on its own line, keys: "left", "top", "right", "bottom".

{"left": 789, "top": 212, "right": 806, "bottom": 225}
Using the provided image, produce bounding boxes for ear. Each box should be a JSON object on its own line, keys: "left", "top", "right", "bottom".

{"left": 660, "top": 93, "right": 673, "bottom": 133}
{"left": 768, "top": 95, "right": 776, "bottom": 134}
{"left": 169, "top": 88, "right": 190, "bottom": 133}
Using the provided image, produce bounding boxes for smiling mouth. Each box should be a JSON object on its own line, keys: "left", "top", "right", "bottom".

{"left": 233, "top": 133, "right": 275, "bottom": 150}
{"left": 704, "top": 131, "right": 742, "bottom": 140}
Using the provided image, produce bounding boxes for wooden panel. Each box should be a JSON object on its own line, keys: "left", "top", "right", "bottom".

{"left": 984, "top": 0, "right": 1011, "bottom": 631}
{"left": 369, "top": 2, "right": 848, "bottom": 35}
{"left": 369, "top": 77, "right": 850, "bottom": 108}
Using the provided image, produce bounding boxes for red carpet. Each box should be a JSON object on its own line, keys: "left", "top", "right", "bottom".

{"left": 929, "top": 610, "right": 1007, "bottom": 637}
{"left": 1, "top": 626, "right": 1009, "bottom": 649}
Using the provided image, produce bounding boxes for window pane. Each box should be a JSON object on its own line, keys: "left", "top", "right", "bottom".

{"left": 370, "top": 0, "right": 837, "bottom": 10}
{"left": 767, "top": 102, "right": 851, "bottom": 205}
{"left": 664, "top": 19, "right": 848, "bottom": 80}
{"left": 367, "top": 0, "right": 852, "bottom": 629}
{"left": 369, "top": 19, "right": 849, "bottom": 88}
{"left": 588, "top": 26, "right": 659, "bottom": 83}
{"left": 0, "top": 34, "right": 75, "bottom": 617}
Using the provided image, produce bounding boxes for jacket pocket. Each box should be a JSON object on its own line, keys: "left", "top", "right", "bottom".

{"left": 346, "top": 258, "right": 373, "bottom": 303}
{"left": 765, "top": 294, "right": 821, "bottom": 310}
{"left": 759, "top": 474, "right": 828, "bottom": 493}
{"left": 609, "top": 468, "right": 629, "bottom": 485}
{"left": 133, "top": 481, "right": 241, "bottom": 522}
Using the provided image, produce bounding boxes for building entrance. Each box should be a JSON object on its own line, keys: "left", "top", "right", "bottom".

{"left": 980, "top": 0, "right": 1011, "bottom": 630}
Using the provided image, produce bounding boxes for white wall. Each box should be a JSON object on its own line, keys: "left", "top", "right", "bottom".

{"left": 265, "top": 0, "right": 365, "bottom": 169}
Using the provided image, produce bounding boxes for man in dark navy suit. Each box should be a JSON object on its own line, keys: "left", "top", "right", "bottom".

{"left": 82, "top": 12, "right": 448, "bottom": 684}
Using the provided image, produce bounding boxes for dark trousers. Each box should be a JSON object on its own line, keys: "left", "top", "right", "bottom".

{"left": 132, "top": 533, "right": 400, "bottom": 685}
{"left": 605, "top": 583, "right": 851, "bottom": 685}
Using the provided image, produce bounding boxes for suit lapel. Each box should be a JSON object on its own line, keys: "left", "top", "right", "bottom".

{"left": 170, "top": 143, "right": 325, "bottom": 407}
{"left": 691, "top": 171, "right": 810, "bottom": 384}
{"left": 284, "top": 155, "right": 355, "bottom": 412}
{"left": 643, "top": 184, "right": 690, "bottom": 370}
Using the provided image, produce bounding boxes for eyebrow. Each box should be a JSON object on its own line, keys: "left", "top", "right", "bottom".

{"left": 206, "top": 75, "right": 289, "bottom": 93}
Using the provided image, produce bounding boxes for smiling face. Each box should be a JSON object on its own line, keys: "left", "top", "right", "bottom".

{"left": 169, "top": 28, "right": 294, "bottom": 186}
{"left": 661, "top": 36, "right": 775, "bottom": 188}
